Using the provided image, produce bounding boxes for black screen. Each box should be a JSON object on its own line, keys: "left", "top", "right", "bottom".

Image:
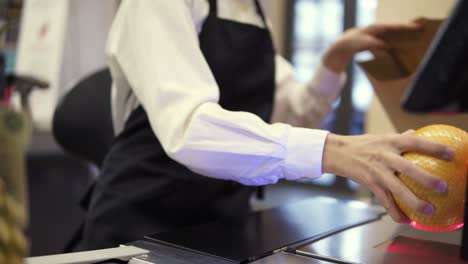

{"left": 402, "top": 0, "right": 468, "bottom": 113}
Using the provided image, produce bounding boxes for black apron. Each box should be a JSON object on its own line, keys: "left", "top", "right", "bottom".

{"left": 77, "top": 0, "right": 275, "bottom": 250}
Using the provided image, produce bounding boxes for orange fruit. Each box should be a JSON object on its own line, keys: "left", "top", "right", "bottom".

{"left": 394, "top": 124, "right": 468, "bottom": 232}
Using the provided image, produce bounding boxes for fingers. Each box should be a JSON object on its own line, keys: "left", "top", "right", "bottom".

{"left": 384, "top": 190, "right": 411, "bottom": 224}
{"left": 394, "top": 134, "right": 455, "bottom": 161}
{"left": 384, "top": 153, "right": 447, "bottom": 193}
{"left": 348, "top": 23, "right": 419, "bottom": 52}
{"left": 364, "top": 23, "right": 422, "bottom": 36}
{"left": 371, "top": 185, "right": 409, "bottom": 223}
{"left": 357, "top": 36, "right": 387, "bottom": 51}
{"left": 376, "top": 166, "right": 435, "bottom": 216}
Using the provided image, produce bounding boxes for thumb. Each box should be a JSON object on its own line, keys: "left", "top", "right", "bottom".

{"left": 402, "top": 129, "right": 416, "bottom": 135}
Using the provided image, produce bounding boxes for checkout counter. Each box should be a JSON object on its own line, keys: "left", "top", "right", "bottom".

{"left": 25, "top": 196, "right": 467, "bottom": 264}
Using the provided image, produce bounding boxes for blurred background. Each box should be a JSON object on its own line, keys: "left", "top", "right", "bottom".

{"left": 0, "top": 0, "right": 447, "bottom": 257}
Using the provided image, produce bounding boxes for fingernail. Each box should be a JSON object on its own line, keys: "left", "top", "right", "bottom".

{"left": 422, "top": 204, "right": 435, "bottom": 215}
{"left": 436, "top": 180, "right": 448, "bottom": 193}
{"left": 443, "top": 149, "right": 455, "bottom": 160}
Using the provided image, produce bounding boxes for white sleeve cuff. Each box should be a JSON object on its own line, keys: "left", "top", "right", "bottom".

{"left": 284, "top": 127, "right": 329, "bottom": 181}
{"left": 307, "top": 64, "right": 347, "bottom": 101}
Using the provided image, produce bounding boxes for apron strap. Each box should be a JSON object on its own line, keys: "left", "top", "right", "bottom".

{"left": 254, "top": 0, "right": 268, "bottom": 27}
{"left": 208, "top": 0, "right": 217, "bottom": 16}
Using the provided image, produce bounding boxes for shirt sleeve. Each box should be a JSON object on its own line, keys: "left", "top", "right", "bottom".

{"left": 271, "top": 55, "right": 347, "bottom": 128}
{"left": 107, "top": 0, "right": 329, "bottom": 186}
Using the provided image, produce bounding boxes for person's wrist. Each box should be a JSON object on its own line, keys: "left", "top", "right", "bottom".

{"left": 322, "top": 133, "right": 345, "bottom": 175}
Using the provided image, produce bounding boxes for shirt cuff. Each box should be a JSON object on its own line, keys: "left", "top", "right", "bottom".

{"left": 307, "top": 63, "right": 347, "bottom": 101}
{"left": 284, "top": 127, "right": 329, "bottom": 181}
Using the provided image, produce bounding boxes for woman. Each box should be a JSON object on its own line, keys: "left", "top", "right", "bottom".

{"left": 76, "top": 0, "right": 453, "bottom": 250}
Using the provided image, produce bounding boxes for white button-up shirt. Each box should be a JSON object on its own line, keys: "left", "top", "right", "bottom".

{"left": 106, "top": 0, "right": 346, "bottom": 186}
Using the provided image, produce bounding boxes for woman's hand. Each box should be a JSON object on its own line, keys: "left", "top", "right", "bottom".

{"left": 322, "top": 132, "right": 454, "bottom": 223}
{"left": 323, "top": 23, "right": 421, "bottom": 73}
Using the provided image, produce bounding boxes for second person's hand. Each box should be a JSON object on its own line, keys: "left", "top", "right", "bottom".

{"left": 323, "top": 23, "right": 421, "bottom": 73}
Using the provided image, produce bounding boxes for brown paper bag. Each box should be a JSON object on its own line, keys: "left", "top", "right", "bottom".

{"left": 360, "top": 18, "right": 468, "bottom": 132}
